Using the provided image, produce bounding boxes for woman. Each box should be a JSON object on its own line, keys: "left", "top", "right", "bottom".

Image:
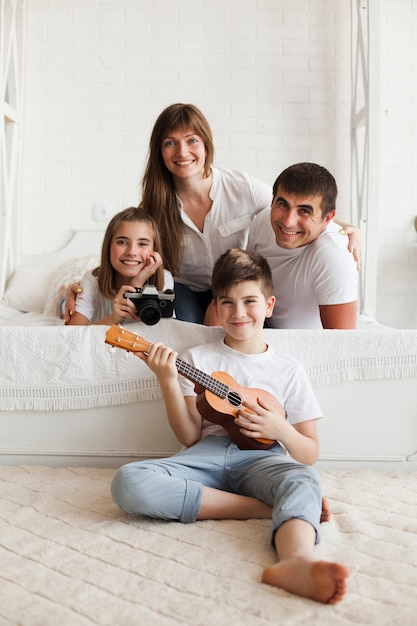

{"left": 140, "top": 103, "right": 275, "bottom": 323}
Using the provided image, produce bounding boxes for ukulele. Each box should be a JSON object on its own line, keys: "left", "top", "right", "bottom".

{"left": 105, "top": 325, "right": 280, "bottom": 450}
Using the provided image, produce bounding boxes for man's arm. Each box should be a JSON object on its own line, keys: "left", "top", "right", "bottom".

{"left": 319, "top": 301, "right": 357, "bottom": 329}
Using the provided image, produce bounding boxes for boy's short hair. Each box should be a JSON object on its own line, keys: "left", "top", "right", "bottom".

{"left": 211, "top": 249, "right": 273, "bottom": 300}
{"left": 272, "top": 162, "right": 338, "bottom": 217}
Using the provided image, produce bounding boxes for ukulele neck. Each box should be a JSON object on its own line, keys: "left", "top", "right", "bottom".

{"left": 175, "top": 358, "right": 228, "bottom": 400}
{"left": 105, "top": 326, "right": 229, "bottom": 400}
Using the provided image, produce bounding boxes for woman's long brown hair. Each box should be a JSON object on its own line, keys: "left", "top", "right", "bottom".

{"left": 140, "top": 103, "right": 214, "bottom": 276}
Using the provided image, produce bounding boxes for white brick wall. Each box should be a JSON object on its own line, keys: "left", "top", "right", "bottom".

{"left": 376, "top": 0, "right": 417, "bottom": 328}
{"left": 20, "top": 0, "right": 417, "bottom": 328}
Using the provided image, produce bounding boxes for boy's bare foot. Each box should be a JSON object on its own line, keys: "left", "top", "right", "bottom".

{"left": 262, "top": 558, "right": 350, "bottom": 604}
{"left": 320, "top": 496, "right": 331, "bottom": 523}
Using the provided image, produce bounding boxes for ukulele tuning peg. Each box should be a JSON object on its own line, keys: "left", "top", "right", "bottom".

{"left": 108, "top": 346, "right": 116, "bottom": 354}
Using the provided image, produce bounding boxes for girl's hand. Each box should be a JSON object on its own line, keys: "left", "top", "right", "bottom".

{"left": 111, "top": 285, "right": 140, "bottom": 324}
{"left": 132, "top": 251, "right": 163, "bottom": 288}
{"left": 234, "top": 396, "right": 286, "bottom": 443}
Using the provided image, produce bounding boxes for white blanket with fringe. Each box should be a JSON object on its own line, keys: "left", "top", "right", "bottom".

{"left": 1, "top": 319, "right": 417, "bottom": 412}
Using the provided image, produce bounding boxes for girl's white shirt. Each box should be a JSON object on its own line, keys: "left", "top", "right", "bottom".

{"left": 75, "top": 269, "right": 174, "bottom": 324}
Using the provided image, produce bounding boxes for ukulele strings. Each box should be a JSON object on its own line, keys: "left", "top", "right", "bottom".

{"left": 176, "top": 358, "right": 229, "bottom": 399}
{"left": 108, "top": 328, "right": 232, "bottom": 403}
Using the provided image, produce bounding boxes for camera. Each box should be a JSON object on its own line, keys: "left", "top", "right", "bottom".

{"left": 124, "top": 286, "right": 175, "bottom": 325}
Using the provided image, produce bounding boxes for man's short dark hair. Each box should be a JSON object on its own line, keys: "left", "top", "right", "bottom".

{"left": 272, "top": 162, "right": 338, "bottom": 217}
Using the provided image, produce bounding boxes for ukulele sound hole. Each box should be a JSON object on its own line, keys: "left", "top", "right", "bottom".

{"left": 227, "top": 390, "right": 242, "bottom": 407}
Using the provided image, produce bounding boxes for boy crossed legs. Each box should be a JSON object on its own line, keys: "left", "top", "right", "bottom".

{"left": 111, "top": 249, "right": 349, "bottom": 603}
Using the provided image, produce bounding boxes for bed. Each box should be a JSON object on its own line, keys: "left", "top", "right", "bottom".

{"left": 0, "top": 230, "right": 104, "bottom": 326}
{"left": 0, "top": 231, "right": 416, "bottom": 468}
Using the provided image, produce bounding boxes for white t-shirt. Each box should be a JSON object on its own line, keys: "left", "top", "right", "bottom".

{"left": 177, "top": 166, "right": 272, "bottom": 291}
{"left": 247, "top": 208, "right": 358, "bottom": 329}
{"left": 178, "top": 339, "right": 322, "bottom": 439}
{"left": 75, "top": 269, "right": 174, "bottom": 324}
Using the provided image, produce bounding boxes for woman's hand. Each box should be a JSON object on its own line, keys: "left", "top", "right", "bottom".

{"left": 342, "top": 224, "right": 361, "bottom": 270}
{"left": 335, "top": 221, "right": 361, "bottom": 270}
{"left": 63, "top": 282, "right": 82, "bottom": 324}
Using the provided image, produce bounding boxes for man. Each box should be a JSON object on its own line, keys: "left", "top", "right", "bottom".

{"left": 247, "top": 162, "right": 358, "bottom": 329}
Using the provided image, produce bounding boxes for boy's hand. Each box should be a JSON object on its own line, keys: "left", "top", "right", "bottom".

{"left": 235, "top": 396, "right": 286, "bottom": 443}
{"left": 136, "top": 341, "right": 178, "bottom": 385}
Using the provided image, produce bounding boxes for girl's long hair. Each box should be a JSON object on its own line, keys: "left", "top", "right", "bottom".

{"left": 140, "top": 103, "right": 214, "bottom": 276}
{"left": 93, "top": 207, "right": 165, "bottom": 298}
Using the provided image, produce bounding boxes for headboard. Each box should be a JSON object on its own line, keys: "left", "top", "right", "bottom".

{"left": 20, "top": 229, "right": 105, "bottom": 269}
{"left": 0, "top": 229, "right": 105, "bottom": 319}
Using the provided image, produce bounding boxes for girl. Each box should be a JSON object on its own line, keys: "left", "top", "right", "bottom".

{"left": 67, "top": 207, "right": 173, "bottom": 326}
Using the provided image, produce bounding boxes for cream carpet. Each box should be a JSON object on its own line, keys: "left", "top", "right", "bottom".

{"left": 1, "top": 466, "right": 417, "bottom": 626}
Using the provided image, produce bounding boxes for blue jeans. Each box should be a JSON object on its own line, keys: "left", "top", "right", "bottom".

{"left": 174, "top": 282, "right": 213, "bottom": 324}
{"left": 111, "top": 436, "right": 322, "bottom": 544}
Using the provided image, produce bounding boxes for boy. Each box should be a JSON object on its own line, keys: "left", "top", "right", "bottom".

{"left": 111, "top": 249, "right": 349, "bottom": 603}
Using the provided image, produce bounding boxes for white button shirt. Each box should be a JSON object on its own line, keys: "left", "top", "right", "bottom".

{"left": 176, "top": 166, "right": 272, "bottom": 291}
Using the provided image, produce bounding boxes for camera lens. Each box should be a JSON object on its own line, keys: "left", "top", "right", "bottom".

{"left": 139, "top": 302, "right": 161, "bottom": 326}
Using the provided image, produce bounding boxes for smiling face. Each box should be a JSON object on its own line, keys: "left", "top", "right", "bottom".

{"left": 270, "top": 187, "right": 335, "bottom": 249}
{"left": 214, "top": 280, "right": 275, "bottom": 351}
{"left": 160, "top": 127, "right": 207, "bottom": 181}
{"left": 109, "top": 221, "right": 155, "bottom": 282}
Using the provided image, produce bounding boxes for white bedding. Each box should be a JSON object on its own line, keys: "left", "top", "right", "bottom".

{"left": 0, "top": 229, "right": 103, "bottom": 326}
{"left": 1, "top": 318, "right": 416, "bottom": 468}
{"left": 0, "top": 304, "right": 63, "bottom": 326}
{"left": 1, "top": 229, "right": 416, "bottom": 468}
{"left": 1, "top": 319, "right": 416, "bottom": 412}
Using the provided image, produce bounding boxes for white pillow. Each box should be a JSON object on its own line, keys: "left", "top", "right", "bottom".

{"left": 43, "top": 255, "right": 100, "bottom": 317}
{"left": 2, "top": 266, "right": 54, "bottom": 312}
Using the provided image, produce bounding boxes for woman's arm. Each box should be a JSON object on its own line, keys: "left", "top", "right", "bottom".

{"left": 67, "top": 311, "right": 89, "bottom": 325}
{"left": 63, "top": 282, "right": 81, "bottom": 324}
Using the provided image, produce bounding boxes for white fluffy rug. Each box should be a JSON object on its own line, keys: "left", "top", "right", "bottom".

{"left": 1, "top": 466, "right": 417, "bottom": 626}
